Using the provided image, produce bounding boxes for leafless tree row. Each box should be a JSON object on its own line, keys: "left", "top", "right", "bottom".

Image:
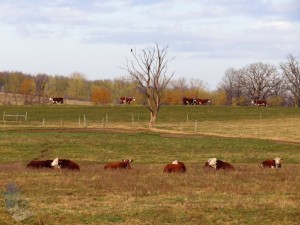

{"left": 218, "top": 55, "right": 300, "bottom": 106}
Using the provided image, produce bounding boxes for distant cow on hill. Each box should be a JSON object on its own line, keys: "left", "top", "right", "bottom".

{"left": 183, "top": 97, "right": 196, "bottom": 105}
{"left": 51, "top": 158, "right": 80, "bottom": 170}
{"left": 26, "top": 160, "right": 54, "bottom": 169}
{"left": 204, "top": 158, "right": 235, "bottom": 171}
{"left": 104, "top": 159, "right": 133, "bottom": 169}
{"left": 49, "top": 97, "right": 64, "bottom": 104}
{"left": 163, "top": 160, "right": 187, "bottom": 173}
{"left": 195, "top": 99, "right": 210, "bottom": 105}
{"left": 251, "top": 99, "right": 267, "bottom": 106}
{"left": 261, "top": 157, "right": 282, "bottom": 169}
{"left": 120, "top": 97, "right": 135, "bottom": 104}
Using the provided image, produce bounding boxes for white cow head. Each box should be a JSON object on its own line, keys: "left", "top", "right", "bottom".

{"left": 122, "top": 159, "right": 132, "bottom": 163}
{"left": 207, "top": 158, "right": 217, "bottom": 169}
{"left": 51, "top": 158, "right": 60, "bottom": 168}
{"left": 274, "top": 157, "right": 282, "bottom": 168}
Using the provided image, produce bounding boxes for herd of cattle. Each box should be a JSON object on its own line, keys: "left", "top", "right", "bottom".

{"left": 49, "top": 96, "right": 267, "bottom": 106}
{"left": 26, "top": 157, "right": 282, "bottom": 172}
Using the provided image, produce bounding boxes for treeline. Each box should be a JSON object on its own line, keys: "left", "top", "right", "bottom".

{"left": 0, "top": 54, "right": 299, "bottom": 106}
{"left": 0, "top": 71, "right": 215, "bottom": 106}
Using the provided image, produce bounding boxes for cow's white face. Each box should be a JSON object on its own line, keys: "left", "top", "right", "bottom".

{"left": 172, "top": 160, "right": 178, "bottom": 164}
{"left": 49, "top": 97, "right": 53, "bottom": 101}
{"left": 51, "top": 158, "right": 60, "bottom": 168}
{"left": 207, "top": 158, "right": 217, "bottom": 169}
{"left": 122, "top": 159, "right": 132, "bottom": 163}
{"left": 251, "top": 100, "right": 255, "bottom": 104}
{"left": 274, "top": 157, "right": 282, "bottom": 167}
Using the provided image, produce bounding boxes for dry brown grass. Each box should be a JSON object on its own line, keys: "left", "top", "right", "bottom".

{"left": 1, "top": 163, "right": 300, "bottom": 224}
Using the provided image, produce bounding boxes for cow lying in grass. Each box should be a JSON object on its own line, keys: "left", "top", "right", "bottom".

{"left": 163, "top": 160, "right": 186, "bottom": 173}
{"left": 204, "top": 158, "right": 235, "bottom": 171}
{"left": 261, "top": 157, "right": 282, "bottom": 169}
{"left": 26, "top": 160, "right": 54, "bottom": 169}
{"left": 51, "top": 158, "right": 80, "bottom": 170}
{"left": 104, "top": 159, "right": 133, "bottom": 169}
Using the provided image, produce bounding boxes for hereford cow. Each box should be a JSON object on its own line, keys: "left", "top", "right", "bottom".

{"left": 251, "top": 99, "right": 267, "bottom": 106}
{"left": 119, "top": 97, "right": 135, "bottom": 104}
{"left": 163, "top": 160, "right": 187, "bottom": 173}
{"left": 261, "top": 157, "right": 282, "bottom": 169}
{"left": 49, "top": 97, "right": 64, "bottom": 104}
{"left": 195, "top": 99, "right": 210, "bottom": 105}
{"left": 51, "top": 158, "right": 80, "bottom": 170}
{"left": 104, "top": 159, "right": 133, "bottom": 169}
{"left": 182, "top": 97, "right": 196, "bottom": 105}
{"left": 204, "top": 158, "right": 235, "bottom": 171}
{"left": 26, "top": 160, "right": 54, "bottom": 169}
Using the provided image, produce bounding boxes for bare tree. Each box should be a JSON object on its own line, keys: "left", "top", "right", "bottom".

{"left": 34, "top": 74, "right": 49, "bottom": 104}
{"left": 218, "top": 68, "right": 244, "bottom": 105}
{"left": 239, "top": 62, "right": 281, "bottom": 101}
{"left": 125, "top": 44, "right": 174, "bottom": 127}
{"left": 280, "top": 54, "right": 300, "bottom": 107}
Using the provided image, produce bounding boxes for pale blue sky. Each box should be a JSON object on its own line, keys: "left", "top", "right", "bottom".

{"left": 0, "top": 0, "right": 299, "bottom": 89}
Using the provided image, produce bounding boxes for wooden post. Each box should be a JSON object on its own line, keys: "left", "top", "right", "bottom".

{"left": 106, "top": 114, "right": 108, "bottom": 126}
{"left": 79, "top": 116, "right": 81, "bottom": 126}
{"left": 83, "top": 115, "right": 86, "bottom": 127}
{"left": 195, "top": 120, "right": 198, "bottom": 133}
{"left": 25, "top": 112, "right": 28, "bottom": 121}
{"left": 186, "top": 114, "right": 189, "bottom": 123}
{"left": 132, "top": 114, "right": 134, "bottom": 126}
{"left": 42, "top": 118, "right": 45, "bottom": 127}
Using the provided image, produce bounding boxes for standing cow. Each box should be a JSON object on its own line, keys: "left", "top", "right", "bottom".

{"left": 163, "top": 160, "right": 187, "bottom": 173}
{"left": 119, "top": 97, "right": 135, "bottom": 104}
{"left": 261, "top": 157, "right": 282, "bottom": 169}
{"left": 204, "top": 158, "right": 235, "bottom": 170}
{"left": 104, "top": 159, "right": 133, "bottom": 169}
{"left": 251, "top": 99, "right": 267, "bottom": 106}
{"left": 195, "top": 99, "right": 210, "bottom": 105}
{"left": 49, "top": 97, "right": 64, "bottom": 104}
{"left": 182, "top": 97, "right": 196, "bottom": 105}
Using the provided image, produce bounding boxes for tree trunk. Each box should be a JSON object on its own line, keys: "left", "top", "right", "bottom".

{"left": 149, "top": 111, "right": 157, "bottom": 128}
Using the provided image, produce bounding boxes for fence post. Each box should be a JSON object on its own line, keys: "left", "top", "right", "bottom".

{"left": 186, "top": 114, "right": 189, "bottom": 123}
{"left": 195, "top": 120, "right": 198, "bottom": 133}
{"left": 42, "top": 118, "right": 45, "bottom": 127}
{"left": 25, "top": 112, "right": 28, "bottom": 121}
{"left": 132, "top": 114, "right": 134, "bottom": 126}
{"left": 83, "top": 115, "right": 86, "bottom": 127}
{"left": 79, "top": 116, "right": 81, "bottom": 126}
{"left": 106, "top": 114, "right": 108, "bottom": 126}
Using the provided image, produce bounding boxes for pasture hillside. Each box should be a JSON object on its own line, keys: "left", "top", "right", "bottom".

{"left": 0, "top": 105, "right": 300, "bottom": 224}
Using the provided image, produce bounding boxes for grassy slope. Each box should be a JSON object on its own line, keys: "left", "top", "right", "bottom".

{"left": 0, "top": 105, "right": 300, "bottom": 224}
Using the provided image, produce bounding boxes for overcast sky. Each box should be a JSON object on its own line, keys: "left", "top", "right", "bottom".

{"left": 0, "top": 0, "right": 299, "bottom": 89}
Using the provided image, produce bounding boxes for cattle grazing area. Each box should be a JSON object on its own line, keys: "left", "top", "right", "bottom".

{"left": 0, "top": 106, "right": 300, "bottom": 224}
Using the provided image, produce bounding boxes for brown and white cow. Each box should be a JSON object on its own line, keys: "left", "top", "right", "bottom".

{"left": 51, "top": 158, "right": 80, "bottom": 170}
{"left": 182, "top": 97, "right": 196, "bottom": 105}
{"left": 251, "top": 99, "right": 267, "bottom": 106}
{"left": 49, "top": 97, "right": 64, "bottom": 104}
{"left": 261, "top": 157, "right": 282, "bottom": 169}
{"left": 163, "top": 160, "right": 187, "bottom": 173}
{"left": 195, "top": 99, "right": 210, "bottom": 105}
{"left": 104, "top": 159, "right": 133, "bottom": 169}
{"left": 119, "top": 97, "right": 135, "bottom": 104}
{"left": 26, "top": 160, "right": 54, "bottom": 169}
{"left": 204, "top": 158, "right": 235, "bottom": 171}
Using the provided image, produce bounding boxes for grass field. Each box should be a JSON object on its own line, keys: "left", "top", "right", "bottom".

{"left": 0, "top": 105, "right": 300, "bottom": 224}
